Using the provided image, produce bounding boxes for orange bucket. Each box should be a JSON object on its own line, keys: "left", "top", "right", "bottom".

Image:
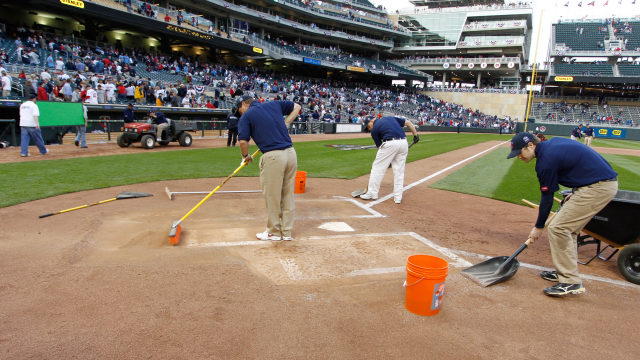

{"left": 294, "top": 171, "right": 307, "bottom": 193}
{"left": 404, "top": 255, "right": 449, "bottom": 316}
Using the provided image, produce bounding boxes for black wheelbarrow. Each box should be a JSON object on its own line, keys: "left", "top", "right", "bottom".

{"left": 559, "top": 190, "right": 640, "bottom": 285}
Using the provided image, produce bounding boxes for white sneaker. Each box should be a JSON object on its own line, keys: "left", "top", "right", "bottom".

{"left": 281, "top": 236, "right": 293, "bottom": 241}
{"left": 43, "top": 149, "right": 49, "bottom": 155}
{"left": 256, "top": 231, "right": 281, "bottom": 241}
{"left": 359, "top": 193, "right": 378, "bottom": 200}
{"left": 394, "top": 199, "right": 402, "bottom": 204}
{"left": 20, "top": 154, "right": 30, "bottom": 157}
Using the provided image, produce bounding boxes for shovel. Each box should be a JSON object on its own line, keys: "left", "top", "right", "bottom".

{"left": 461, "top": 199, "right": 558, "bottom": 287}
{"left": 351, "top": 138, "right": 419, "bottom": 198}
{"left": 39, "top": 191, "right": 153, "bottom": 218}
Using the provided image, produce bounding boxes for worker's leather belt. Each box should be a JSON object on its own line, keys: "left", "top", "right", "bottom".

{"left": 575, "top": 176, "right": 618, "bottom": 190}
{"left": 264, "top": 145, "right": 292, "bottom": 154}
{"left": 383, "top": 138, "right": 406, "bottom": 142}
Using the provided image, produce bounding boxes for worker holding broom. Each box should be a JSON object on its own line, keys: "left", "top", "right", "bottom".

{"left": 507, "top": 132, "right": 618, "bottom": 297}
{"left": 234, "top": 95, "right": 301, "bottom": 241}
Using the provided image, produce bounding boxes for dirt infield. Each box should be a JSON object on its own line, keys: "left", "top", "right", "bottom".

{"left": 1, "top": 138, "right": 639, "bottom": 359}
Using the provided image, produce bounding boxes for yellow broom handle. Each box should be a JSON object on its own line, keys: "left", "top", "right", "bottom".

{"left": 179, "top": 149, "right": 261, "bottom": 222}
{"left": 59, "top": 198, "right": 117, "bottom": 213}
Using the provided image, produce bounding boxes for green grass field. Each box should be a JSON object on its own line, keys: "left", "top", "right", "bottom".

{"left": 431, "top": 148, "right": 640, "bottom": 208}
{"left": 0, "top": 133, "right": 508, "bottom": 208}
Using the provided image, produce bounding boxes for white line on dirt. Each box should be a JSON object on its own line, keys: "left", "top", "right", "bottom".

{"left": 406, "top": 233, "right": 473, "bottom": 268}
{"left": 452, "top": 249, "right": 640, "bottom": 289}
{"left": 280, "top": 259, "right": 303, "bottom": 280}
{"left": 364, "top": 141, "right": 509, "bottom": 207}
{"left": 187, "top": 241, "right": 268, "bottom": 248}
{"left": 349, "top": 267, "right": 405, "bottom": 276}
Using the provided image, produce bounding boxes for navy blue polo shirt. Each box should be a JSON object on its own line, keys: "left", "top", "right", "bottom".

{"left": 370, "top": 117, "right": 406, "bottom": 148}
{"left": 583, "top": 127, "right": 594, "bottom": 137}
{"left": 571, "top": 126, "right": 583, "bottom": 137}
{"left": 238, "top": 100, "right": 294, "bottom": 153}
{"left": 153, "top": 112, "right": 168, "bottom": 125}
{"left": 226, "top": 113, "right": 239, "bottom": 129}
{"left": 533, "top": 137, "right": 617, "bottom": 228}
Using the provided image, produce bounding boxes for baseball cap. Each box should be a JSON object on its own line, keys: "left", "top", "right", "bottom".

{"left": 507, "top": 132, "right": 535, "bottom": 159}
{"left": 231, "top": 95, "right": 253, "bottom": 117}
{"left": 27, "top": 94, "right": 37, "bottom": 100}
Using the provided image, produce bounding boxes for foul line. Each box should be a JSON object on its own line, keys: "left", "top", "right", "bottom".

{"left": 364, "top": 141, "right": 508, "bottom": 207}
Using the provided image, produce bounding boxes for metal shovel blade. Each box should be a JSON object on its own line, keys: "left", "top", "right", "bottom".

{"left": 351, "top": 187, "right": 367, "bottom": 198}
{"left": 461, "top": 256, "right": 521, "bottom": 287}
{"left": 116, "top": 192, "right": 153, "bottom": 199}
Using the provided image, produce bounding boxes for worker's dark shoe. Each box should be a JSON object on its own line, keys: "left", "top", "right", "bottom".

{"left": 543, "top": 283, "right": 585, "bottom": 297}
{"left": 540, "top": 270, "right": 559, "bottom": 282}
{"left": 75, "top": 140, "right": 79, "bottom": 147}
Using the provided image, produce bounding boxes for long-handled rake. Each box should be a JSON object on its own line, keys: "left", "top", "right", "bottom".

{"left": 165, "top": 187, "right": 261, "bottom": 200}
{"left": 168, "top": 149, "right": 261, "bottom": 245}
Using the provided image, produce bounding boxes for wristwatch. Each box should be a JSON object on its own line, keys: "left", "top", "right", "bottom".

{"left": 242, "top": 154, "right": 249, "bottom": 158}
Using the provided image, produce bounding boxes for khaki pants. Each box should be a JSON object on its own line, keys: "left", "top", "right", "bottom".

{"left": 547, "top": 180, "right": 618, "bottom": 284}
{"left": 154, "top": 123, "right": 168, "bottom": 139}
{"left": 584, "top": 136, "right": 593, "bottom": 147}
{"left": 2, "top": 89, "right": 10, "bottom": 97}
{"left": 259, "top": 147, "right": 297, "bottom": 237}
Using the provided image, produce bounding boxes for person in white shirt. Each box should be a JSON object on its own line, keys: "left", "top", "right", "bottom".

{"left": 19, "top": 94, "right": 49, "bottom": 157}
{"left": 181, "top": 96, "right": 191, "bottom": 108}
{"left": 55, "top": 57, "right": 64, "bottom": 70}
{"left": 40, "top": 70, "right": 51, "bottom": 81}
{"left": 58, "top": 71, "right": 70, "bottom": 81}
{"left": 84, "top": 84, "right": 98, "bottom": 104}
{"left": 75, "top": 104, "right": 88, "bottom": 148}
{"left": 104, "top": 81, "right": 116, "bottom": 103}
{"left": 1, "top": 70, "right": 11, "bottom": 97}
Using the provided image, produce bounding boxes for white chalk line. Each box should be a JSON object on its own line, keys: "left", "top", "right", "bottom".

{"left": 349, "top": 267, "right": 405, "bottom": 276}
{"left": 451, "top": 249, "right": 640, "bottom": 290}
{"left": 280, "top": 259, "right": 303, "bottom": 280}
{"left": 364, "top": 141, "right": 509, "bottom": 207}
{"left": 187, "top": 241, "right": 268, "bottom": 248}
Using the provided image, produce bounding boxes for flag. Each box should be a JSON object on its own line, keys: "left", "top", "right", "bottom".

{"left": 587, "top": 0, "right": 595, "bottom": 4}
{"left": 564, "top": 1, "right": 569, "bottom": 5}
{"left": 578, "top": 1, "right": 582, "bottom": 6}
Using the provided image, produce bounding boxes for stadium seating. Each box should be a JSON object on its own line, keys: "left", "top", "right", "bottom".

{"left": 554, "top": 22, "right": 606, "bottom": 51}
{"left": 612, "top": 21, "right": 640, "bottom": 50}
{"left": 618, "top": 64, "right": 640, "bottom": 76}
{"left": 532, "top": 102, "right": 640, "bottom": 127}
{"left": 554, "top": 63, "right": 614, "bottom": 76}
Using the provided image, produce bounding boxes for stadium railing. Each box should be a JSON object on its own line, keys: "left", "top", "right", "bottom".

{"left": 395, "top": 3, "right": 532, "bottom": 15}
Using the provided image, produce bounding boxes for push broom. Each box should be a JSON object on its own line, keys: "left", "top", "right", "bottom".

{"left": 168, "top": 149, "right": 261, "bottom": 245}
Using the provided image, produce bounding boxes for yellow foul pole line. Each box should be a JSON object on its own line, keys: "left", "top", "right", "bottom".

{"left": 524, "top": 9, "right": 544, "bottom": 133}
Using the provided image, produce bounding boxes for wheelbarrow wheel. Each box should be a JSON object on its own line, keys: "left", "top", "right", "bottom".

{"left": 617, "top": 243, "right": 640, "bottom": 285}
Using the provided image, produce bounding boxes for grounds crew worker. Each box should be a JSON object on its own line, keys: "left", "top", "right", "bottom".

{"left": 360, "top": 117, "right": 419, "bottom": 204}
{"left": 507, "top": 132, "right": 618, "bottom": 297}
{"left": 583, "top": 124, "right": 594, "bottom": 147}
{"left": 235, "top": 95, "right": 301, "bottom": 241}
{"left": 570, "top": 124, "right": 583, "bottom": 141}
{"left": 147, "top": 110, "right": 168, "bottom": 140}
{"left": 226, "top": 112, "right": 239, "bottom": 147}
{"left": 19, "top": 94, "right": 49, "bottom": 157}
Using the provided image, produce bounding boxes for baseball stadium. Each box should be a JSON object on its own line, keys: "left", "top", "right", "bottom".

{"left": 1, "top": 0, "right": 639, "bottom": 358}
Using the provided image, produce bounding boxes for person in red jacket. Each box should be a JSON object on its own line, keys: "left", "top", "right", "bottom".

{"left": 37, "top": 81, "right": 48, "bottom": 101}
{"left": 117, "top": 82, "right": 127, "bottom": 101}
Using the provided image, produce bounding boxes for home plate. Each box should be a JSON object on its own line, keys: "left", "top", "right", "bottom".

{"left": 318, "top": 222, "right": 354, "bottom": 232}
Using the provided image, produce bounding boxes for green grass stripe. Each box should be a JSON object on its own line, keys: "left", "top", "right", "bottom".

{"left": 430, "top": 147, "right": 515, "bottom": 198}
{"left": 430, "top": 149, "right": 640, "bottom": 209}
{"left": 0, "top": 133, "right": 507, "bottom": 208}
{"left": 591, "top": 139, "right": 640, "bottom": 150}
